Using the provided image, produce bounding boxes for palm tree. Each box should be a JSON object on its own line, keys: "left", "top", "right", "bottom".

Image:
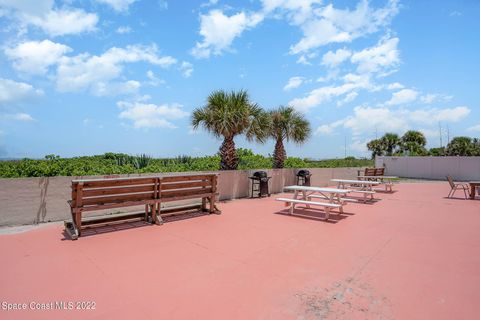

{"left": 446, "top": 136, "right": 475, "bottom": 156}
{"left": 401, "top": 130, "right": 427, "bottom": 155}
{"left": 269, "top": 106, "right": 310, "bottom": 169}
{"left": 380, "top": 133, "right": 400, "bottom": 156}
{"left": 366, "top": 139, "right": 384, "bottom": 159}
{"left": 191, "top": 90, "right": 270, "bottom": 170}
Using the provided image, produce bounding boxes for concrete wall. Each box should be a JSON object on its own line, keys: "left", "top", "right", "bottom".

{"left": 375, "top": 156, "right": 480, "bottom": 181}
{"left": 0, "top": 167, "right": 363, "bottom": 226}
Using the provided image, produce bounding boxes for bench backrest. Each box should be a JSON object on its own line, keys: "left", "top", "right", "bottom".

{"left": 364, "top": 168, "right": 376, "bottom": 176}
{"left": 374, "top": 167, "right": 385, "bottom": 176}
{"left": 71, "top": 177, "right": 159, "bottom": 210}
{"left": 71, "top": 174, "right": 219, "bottom": 209}
{"left": 160, "top": 174, "right": 217, "bottom": 202}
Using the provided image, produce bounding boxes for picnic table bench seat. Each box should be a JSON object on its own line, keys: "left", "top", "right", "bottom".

{"left": 276, "top": 197, "right": 341, "bottom": 220}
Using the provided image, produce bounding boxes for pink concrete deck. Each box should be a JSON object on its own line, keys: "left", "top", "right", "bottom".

{"left": 1, "top": 182, "right": 479, "bottom": 319}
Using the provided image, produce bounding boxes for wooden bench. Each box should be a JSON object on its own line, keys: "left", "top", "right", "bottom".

{"left": 65, "top": 174, "right": 220, "bottom": 240}
{"left": 156, "top": 174, "right": 220, "bottom": 224}
{"left": 65, "top": 177, "right": 160, "bottom": 240}
{"left": 276, "top": 197, "right": 341, "bottom": 220}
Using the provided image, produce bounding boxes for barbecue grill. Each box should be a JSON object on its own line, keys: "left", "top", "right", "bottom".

{"left": 249, "top": 171, "right": 271, "bottom": 197}
{"left": 296, "top": 169, "right": 312, "bottom": 186}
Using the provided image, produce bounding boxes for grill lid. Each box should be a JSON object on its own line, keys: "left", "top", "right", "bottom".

{"left": 297, "top": 169, "right": 310, "bottom": 177}
{"left": 253, "top": 171, "right": 268, "bottom": 178}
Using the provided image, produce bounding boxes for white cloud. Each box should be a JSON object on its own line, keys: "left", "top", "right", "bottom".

{"left": 344, "top": 105, "right": 409, "bottom": 135}
{"left": 116, "top": 26, "right": 132, "bottom": 34}
{"left": 296, "top": 52, "right": 318, "bottom": 65}
{"left": 179, "top": 61, "right": 194, "bottom": 78}
{"left": 118, "top": 99, "right": 189, "bottom": 129}
{"left": 191, "top": 9, "right": 263, "bottom": 58}
{"left": 201, "top": 0, "right": 219, "bottom": 7}
{"left": 321, "top": 48, "right": 351, "bottom": 68}
{"left": 385, "top": 88, "right": 419, "bottom": 106}
{"left": 337, "top": 91, "right": 358, "bottom": 107}
{"left": 283, "top": 76, "right": 305, "bottom": 91}
{"left": 4, "top": 40, "right": 72, "bottom": 75}
{"left": 0, "top": 78, "right": 43, "bottom": 106}
{"left": 315, "top": 119, "right": 344, "bottom": 135}
{"left": 146, "top": 70, "right": 165, "bottom": 86}
{"left": 56, "top": 45, "right": 176, "bottom": 95}
{"left": 0, "top": 0, "right": 98, "bottom": 37}
{"left": 0, "top": 1, "right": 98, "bottom": 36}
{"left": 261, "top": 0, "right": 322, "bottom": 25}
{"left": 91, "top": 80, "right": 141, "bottom": 96}
{"left": 320, "top": 105, "right": 471, "bottom": 138}
{"left": 419, "top": 93, "right": 453, "bottom": 104}
{"left": 386, "top": 82, "right": 404, "bottom": 90}
{"left": 0, "top": 0, "right": 53, "bottom": 16}
{"left": 28, "top": 9, "right": 98, "bottom": 36}
{"left": 289, "top": 0, "right": 399, "bottom": 54}
{"left": 350, "top": 138, "right": 370, "bottom": 153}
{"left": 450, "top": 11, "right": 462, "bottom": 17}
{"left": 11, "top": 113, "right": 35, "bottom": 121}
{"left": 467, "top": 124, "right": 480, "bottom": 132}
{"left": 409, "top": 106, "right": 470, "bottom": 124}
{"left": 289, "top": 73, "right": 374, "bottom": 112}
{"left": 95, "top": 0, "right": 137, "bottom": 12}
{"left": 350, "top": 36, "right": 400, "bottom": 74}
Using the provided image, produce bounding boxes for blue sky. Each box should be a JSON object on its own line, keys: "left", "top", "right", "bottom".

{"left": 0, "top": 0, "right": 479, "bottom": 159}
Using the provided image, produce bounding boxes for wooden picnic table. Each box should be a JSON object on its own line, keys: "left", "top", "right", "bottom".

{"left": 357, "top": 175, "right": 399, "bottom": 192}
{"left": 469, "top": 181, "right": 480, "bottom": 199}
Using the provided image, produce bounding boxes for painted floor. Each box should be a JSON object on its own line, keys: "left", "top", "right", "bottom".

{"left": 1, "top": 182, "right": 479, "bottom": 319}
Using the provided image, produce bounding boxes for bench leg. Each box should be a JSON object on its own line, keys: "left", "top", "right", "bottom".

{"left": 289, "top": 203, "right": 295, "bottom": 215}
{"left": 325, "top": 207, "right": 330, "bottom": 220}
{"left": 67, "top": 209, "right": 81, "bottom": 239}
{"left": 209, "top": 196, "right": 214, "bottom": 214}
{"left": 154, "top": 203, "right": 164, "bottom": 225}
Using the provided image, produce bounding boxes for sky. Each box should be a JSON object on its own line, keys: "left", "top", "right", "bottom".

{"left": 0, "top": 0, "right": 479, "bottom": 159}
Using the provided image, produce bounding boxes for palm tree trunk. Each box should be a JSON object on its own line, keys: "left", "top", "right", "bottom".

{"left": 220, "top": 136, "right": 238, "bottom": 170}
{"left": 273, "top": 138, "right": 286, "bottom": 169}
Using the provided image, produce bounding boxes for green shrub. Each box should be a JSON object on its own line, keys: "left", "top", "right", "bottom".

{"left": 0, "top": 150, "right": 372, "bottom": 178}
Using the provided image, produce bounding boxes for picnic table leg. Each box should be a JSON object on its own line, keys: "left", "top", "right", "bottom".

{"left": 289, "top": 190, "right": 298, "bottom": 214}
{"left": 325, "top": 207, "right": 330, "bottom": 220}
{"left": 302, "top": 190, "right": 310, "bottom": 208}
{"left": 329, "top": 193, "right": 343, "bottom": 214}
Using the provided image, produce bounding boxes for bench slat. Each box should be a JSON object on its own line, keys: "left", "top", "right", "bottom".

{"left": 78, "top": 178, "right": 157, "bottom": 188}
{"left": 161, "top": 175, "right": 213, "bottom": 183}
{"left": 82, "top": 185, "right": 155, "bottom": 197}
{"left": 161, "top": 180, "right": 212, "bottom": 190}
{"left": 161, "top": 188, "right": 213, "bottom": 198}
{"left": 81, "top": 193, "right": 156, "bottom": 206}
{"left": 160, "top": 192, "right": 217, "bottom": 203}
{"left": 276, "top": 197, "right": 341, "bottom": 208}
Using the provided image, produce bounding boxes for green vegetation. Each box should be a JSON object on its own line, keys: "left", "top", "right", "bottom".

{"left": 0, "top": 150, "right": 373, "bottom": 178}
{"left": 366, "top": 131, "right": 480, "bottom": 158}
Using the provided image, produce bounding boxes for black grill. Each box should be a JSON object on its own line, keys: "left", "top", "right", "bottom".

{"left": 249, "top": 171, "right": 271, "bottom": 197}
{"left": 296, "top": 169, "right": 312, "bottom": 186}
